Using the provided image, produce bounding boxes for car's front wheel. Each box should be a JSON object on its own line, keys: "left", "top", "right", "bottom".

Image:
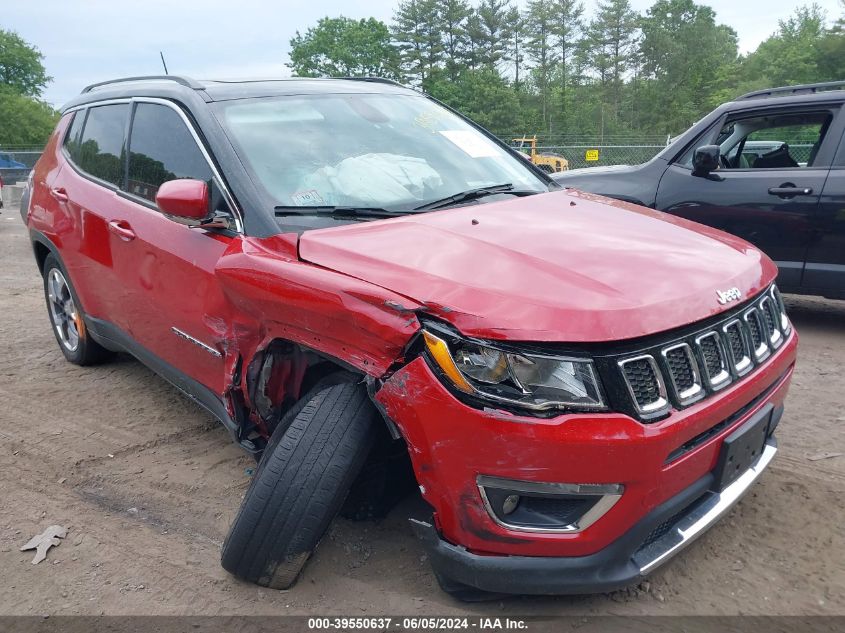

{"left": 42, "top": 253, "right": 112, "bottom": 365}
{"left": 221, "top": 375, "right": 378, "bottom": 589}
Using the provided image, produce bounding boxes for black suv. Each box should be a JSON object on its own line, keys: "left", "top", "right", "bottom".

{"left": 552, "top": 81, "right": 845, "bottom": 300}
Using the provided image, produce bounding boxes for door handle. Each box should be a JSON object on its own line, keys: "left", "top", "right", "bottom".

{"left": 768, "top": 184, "right": 813, "bottom": 198}
{"left": 107, "top": 220, "right": 136, "bottom": 241}
{"left": 50, "top": 187, "right": 68, "bottom": 202}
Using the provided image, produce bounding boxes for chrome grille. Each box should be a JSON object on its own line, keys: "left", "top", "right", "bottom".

{"left": 617, "top": 285, "right": 791, "bottom": 420}
{"left": 722, "top": 319, "right": 752, "bottom": 376}
{"left": 618, "top": 356, "right": 668, "bottom": 414}
{"left": 661, "top": 343, "right": 702, "bottom": 404}
{"left": 695, "top": 332, "right": 731, "bottom": 390}
{"left": 771, "top": 287, "right": 791, "bottom": 334}
{"left": 744, "top": 308, "right": 770, "bottom": 361}
{"left": 760, "top": 296, "right": 783, "bottom": 348}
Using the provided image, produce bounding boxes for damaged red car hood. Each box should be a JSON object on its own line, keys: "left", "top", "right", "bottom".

{"left": 297, "top": 190, "right": 777, "bottom": 342}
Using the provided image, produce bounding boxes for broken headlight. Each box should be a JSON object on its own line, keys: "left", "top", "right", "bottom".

{"left": 422, "top": 326, "right": 606, "bottom": 412}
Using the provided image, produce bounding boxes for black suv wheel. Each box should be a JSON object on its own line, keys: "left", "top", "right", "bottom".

{"left": 221, "top": 375, "right": 378, "bottom": 589}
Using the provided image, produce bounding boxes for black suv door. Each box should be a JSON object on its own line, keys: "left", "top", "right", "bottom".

{"left": 804, "top": 130, "right": 845, "bottom": 298}
{"left": 655, "top": 104, "right": 844, "bottom": 292}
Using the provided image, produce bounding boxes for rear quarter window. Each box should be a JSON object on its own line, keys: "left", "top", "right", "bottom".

{"left": 76, "top": 104, "right": 129, "bottom": 187}
{"left": 63, "top": 111, "right": 86, "bottom": 164}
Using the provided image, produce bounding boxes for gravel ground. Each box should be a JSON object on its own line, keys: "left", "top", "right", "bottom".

{"left": 1, "top": 206, "right": 843, "bottom": 616}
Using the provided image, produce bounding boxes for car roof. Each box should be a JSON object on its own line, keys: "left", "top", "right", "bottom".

{"left": 60, "top": 76, "right": 416, "bottom": 112}
{"left": 723, "top": 88, "right": 845, "bottom": 111}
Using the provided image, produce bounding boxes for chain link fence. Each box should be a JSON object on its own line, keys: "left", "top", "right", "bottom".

{"left": 536, "top": 144, "right": 666, "bottom": 170}
{"left": 0, "top": 139, "right": 818, "bottom": 186}
{"left": 498, "top": 134, "right": 669, "bottom": 171}
{"left": 0, "top": 148, "right": 42, "bottom": 185}
{"left": 499, "top": 134, "right": 819, "bottom": 172}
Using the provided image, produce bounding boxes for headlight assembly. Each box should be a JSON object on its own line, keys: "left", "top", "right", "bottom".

{"left": 421, "top": 327, "right": 606, "bottom": 412}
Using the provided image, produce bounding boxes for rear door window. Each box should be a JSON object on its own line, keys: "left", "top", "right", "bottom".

{"left": 126, "top": 103, "right": 212, "bottom": 203}
{"left": 76, "top": 104, "right": 130, "bottom": 186}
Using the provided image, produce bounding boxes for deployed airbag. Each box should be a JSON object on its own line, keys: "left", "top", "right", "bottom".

{"left": 299, "top": 153, "right": 442, "bottom": 206}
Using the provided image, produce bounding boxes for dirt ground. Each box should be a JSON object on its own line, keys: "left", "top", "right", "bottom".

{"left": 1, "top": 205, "right": 843, "bottom": 617}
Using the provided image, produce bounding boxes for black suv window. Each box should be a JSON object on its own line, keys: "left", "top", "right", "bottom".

{"left": 680, "top": 109, "right": 835, "bottom": 170}
{"left": 76, "top": 104, "right": 129, "bottom": 186}
{"left": 126, "top": 103, "right": 212, "bottom": 203}
{"left": 719, "top": 111, "right": 833, "bottom": 169}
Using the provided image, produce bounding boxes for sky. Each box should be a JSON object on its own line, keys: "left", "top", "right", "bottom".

{"left": 5, "top": 0, "right": 843, "bottom": 108}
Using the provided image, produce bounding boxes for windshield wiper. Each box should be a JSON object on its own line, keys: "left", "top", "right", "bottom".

{"left": 274, "top": 205, "right": 403, "bottom": 219}
{"left": 412, "top": 183, "right": 539, "bottom": 211}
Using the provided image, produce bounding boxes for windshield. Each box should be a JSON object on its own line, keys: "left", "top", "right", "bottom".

{"left": 213, "top": 93, "right": 548, "bottom": 212}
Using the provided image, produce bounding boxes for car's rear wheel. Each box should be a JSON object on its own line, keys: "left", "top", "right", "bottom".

{"left": 42, "top": 253, "right": 112, "bottom": 365}
{"left": 221, "top": 374, "right": 379, "bottom": 589}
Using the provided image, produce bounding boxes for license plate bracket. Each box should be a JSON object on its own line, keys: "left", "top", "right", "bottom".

{"left": 713, "top": 404, "right": 772, "bottom": 491}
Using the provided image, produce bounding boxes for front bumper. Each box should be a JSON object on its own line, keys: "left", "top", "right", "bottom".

{"left": 375, "top": 325, "right": 796, "bottom": 594}
{"left": 411, "top": 436, "right": 777, "bottom": 595}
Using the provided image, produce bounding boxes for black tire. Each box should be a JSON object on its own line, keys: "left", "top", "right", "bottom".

{"left": 42, "top": 253, "right": 112, "bottom": 365}
{"left": 221, "top": 376, "right": 379, "bottom": 589}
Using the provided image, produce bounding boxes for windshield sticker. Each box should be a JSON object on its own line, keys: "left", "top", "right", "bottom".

{"left": 414, "top": 109, "right": 446, "bottom": 131}
{"left": 290, "top": 189, "right": 325, "bottom": 206}
{"left": 438, "top": 130, "right": 499, "bottom": 158}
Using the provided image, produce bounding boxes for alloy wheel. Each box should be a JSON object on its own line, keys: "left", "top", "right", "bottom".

{"left": 46, "top": 268, "right": 81, "bottom": 352}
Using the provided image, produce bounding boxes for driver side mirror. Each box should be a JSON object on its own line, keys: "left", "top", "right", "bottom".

{"left": 155, "top": 179, "right": 210, "bottom": 222}
{"left": 692, "top": 145, "right": 721, "bottom": 177}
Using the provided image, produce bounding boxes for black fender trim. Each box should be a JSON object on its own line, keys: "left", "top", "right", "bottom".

{"left": 29, "top": 229, "right": 60, "bottom": 272}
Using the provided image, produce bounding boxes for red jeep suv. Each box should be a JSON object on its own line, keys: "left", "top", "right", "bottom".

{"left": 22, "top": 76, "right": 797, "bottom": 599}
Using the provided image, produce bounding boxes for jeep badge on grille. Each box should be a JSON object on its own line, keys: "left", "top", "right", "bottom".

{"left": 716, "top": 287, "right": 742, "bottom": 305}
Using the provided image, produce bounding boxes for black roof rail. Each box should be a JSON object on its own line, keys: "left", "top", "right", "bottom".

{"left": 81, "top": 75, "right": 204, "bottom": 94}
{"left": 336, "top": 76, "right": 407, "bottom": 88}
{"left": 738, "top": 80, "right": 845, "bottom": 100}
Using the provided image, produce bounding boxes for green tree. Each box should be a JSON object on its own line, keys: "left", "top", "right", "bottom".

{"left": 503, "top": 5, "right": 526, "bottom": 89}
{"left": 583, "top": 0, "right": 638, "bottom": 134}
{"left": 440, "top": 0, "right": 472, "bottom": 78}
{"left": 547, "top": 0, "right": 584, "bottom": 134}
{"left": 427, "top": 68, "right": 524, "bottom": 131}
{"left": 586, "top": 0, "right": 637, "bottom": 87}
{"left": 0, "top": 30, "right": 56, "bottom": 146}
{"left": 288, "top": 17, "right": 401, "bottom": 79}
{"left": 392, "top": 0, "right": 443, "bottom": 85}
{"left": 638, "top": 0, "right": 738, "bottom": 133}
{"left": 0, "top": 29, "right": 50, "bottom": 97}
{"left": 550, "top": 0, "right": 584, "bottom": 84}
{"left": 740, "top": 4, "right": 829, "bottom": 88}
{"left": 464, "top": 10, "right": 485, "bottom": 69}
{"left": 0, "top": 88, "right": 58, "bottom": 146}
{"left": 524, "top": 0, "right": 560, "bottom": 131}
{"left": 817, "top": 1, "right": 845, "bottom": 80}
{"left": 474, "top": 0, "right": 513, "bottom": 70}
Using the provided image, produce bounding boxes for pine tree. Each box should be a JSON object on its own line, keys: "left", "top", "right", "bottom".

{"left": 440, "top": 0, "right": 472, "bottom": 79}
{"left": 503, "top": 5, "right": 525, "bottom": 89}
{"left": 548, "top": 0, "right": 584, "bottom": 133}
{"left": 585, "top": 0, "right": 638, "bottom": 129}
{"left": 524, "top": 1, "right": 560, "bottom": 131}
{"left": 475, "top": 0, "right": 513, "bottom": 69}
{"left": 392, "top": 0, "right": 443, "bottom": 85}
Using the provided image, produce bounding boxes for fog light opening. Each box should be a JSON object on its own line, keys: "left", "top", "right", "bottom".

{"left": 477, "top": 475, "right": 623, "bottom": 533}
{"left": 502, "top": 494, "right": 520, "bottom": 515}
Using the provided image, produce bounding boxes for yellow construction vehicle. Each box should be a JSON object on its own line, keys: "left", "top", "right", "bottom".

{"left": 512, "top": 135, "right": 569, "bottom": 173}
